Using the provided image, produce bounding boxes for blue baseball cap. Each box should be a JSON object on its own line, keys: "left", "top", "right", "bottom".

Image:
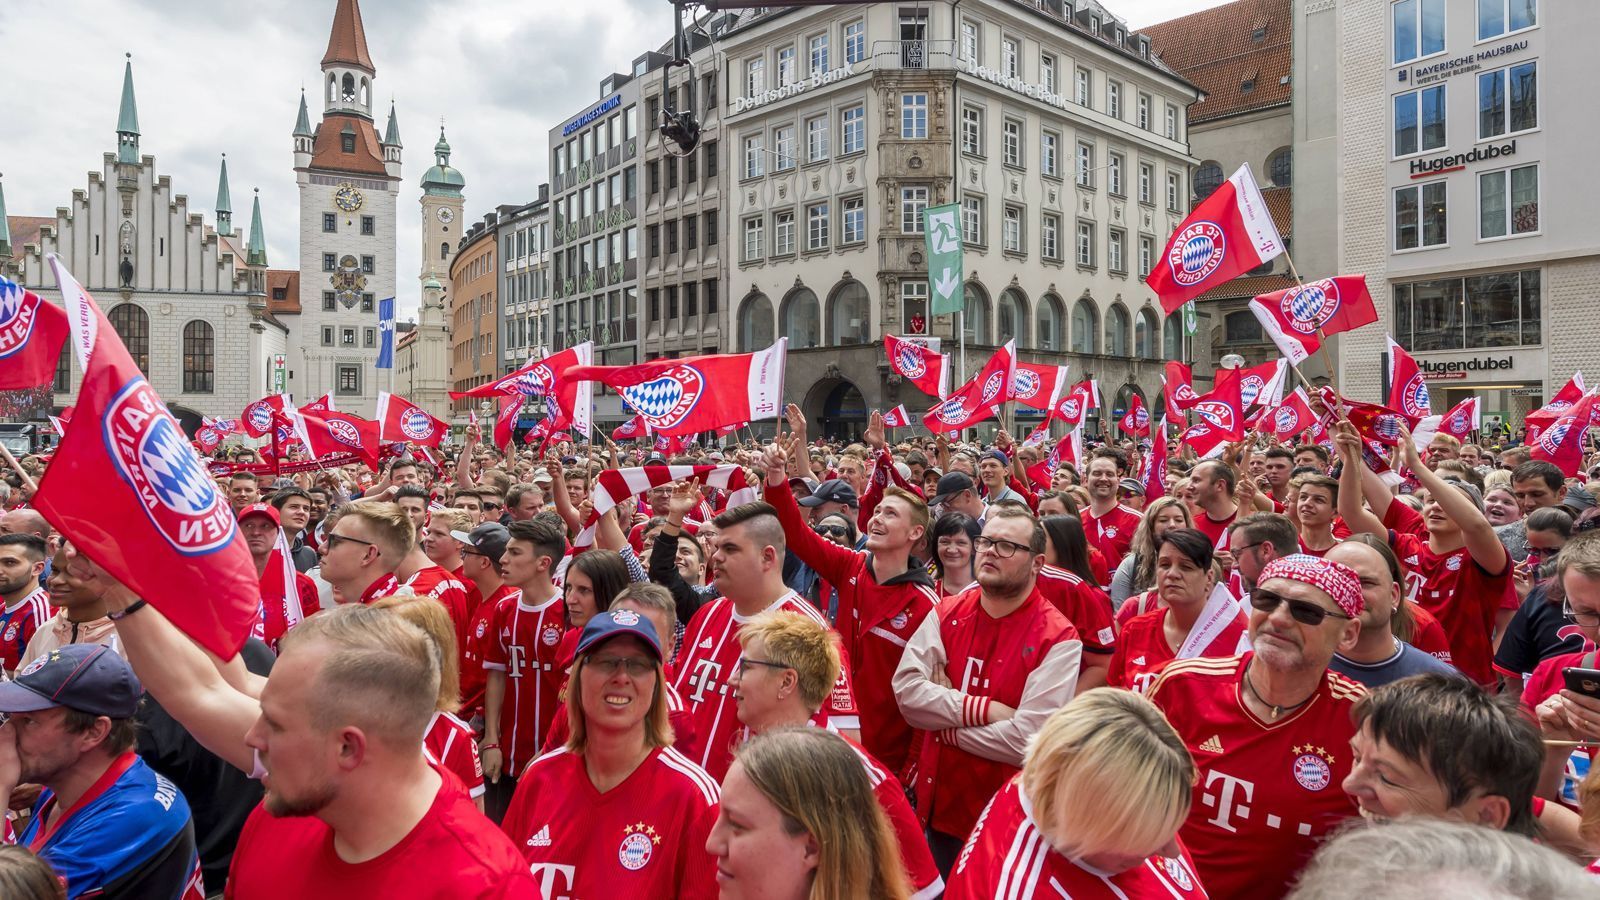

{"left": 0, "top": 644, "right": 142, "bottom": 718}
{"left": 576, "top": 609, "right": 661, "bottom": 660}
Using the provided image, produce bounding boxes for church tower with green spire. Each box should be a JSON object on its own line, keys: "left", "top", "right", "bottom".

{"left": 116, "top": 53, "right": 140, "bottom": 165}
{"left": 215, "top": 154, "right": 233, "bottom": 237}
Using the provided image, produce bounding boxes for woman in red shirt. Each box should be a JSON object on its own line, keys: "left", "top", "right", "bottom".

{"left": 1108, "top": 529, "right": 1248, "bottom": 694}
{"left": 931, "top": 513, "right": 980, "bottom": 599}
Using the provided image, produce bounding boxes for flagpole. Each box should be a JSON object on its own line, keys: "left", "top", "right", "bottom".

{"left": 1278, "top": 249, "right": 1340, "bottom": 393}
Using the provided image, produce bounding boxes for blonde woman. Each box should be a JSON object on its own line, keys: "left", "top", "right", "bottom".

{"left": 1109, "top": 497, "right": 1195, "bottom": 609}
{"left": 944, "top": 690, "right": 1204, "bottom": 899}
{"left": 708, "top": 727, "right": 911, "bottom": 900}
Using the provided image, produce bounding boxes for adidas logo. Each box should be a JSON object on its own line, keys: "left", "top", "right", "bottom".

{"left": 527, "top": 824, "right": 552, "bottom": 847}
{"left": 1199, "top": 735, "right": 1224, "bottom": 754}
{"left": 1132, "top": 656, "right": 1146, "bottom": 665}
{"left": 1405, "top": 555, "right": 1419, "bottom": 566}
{"left": 699, "top": 638, "right": 713, "bottom": 650}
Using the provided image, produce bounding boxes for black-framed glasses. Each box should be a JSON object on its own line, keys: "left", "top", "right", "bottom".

{"left": 736, "top": 658, "right": 793, "bottom": 677}
{"left": 586, "top": 655, "right": 656, "bottom": 677}
{"left": 1231, "top": 541, "right": 1267, "bottom": 557}
{"left": 1249, "top": 589, "right": 1352, "bottom": 626}
{"left": 974, "top": 536, "right": 1031, "bottom": 559}
{"left": 324, "top": 533, "right": 375, "bottom": 552}
{"left": 814, "top": 524, "right": 850, "bottom": 538}
{"left": 1563, "top": 600, "right": 1600, "bottom": 627}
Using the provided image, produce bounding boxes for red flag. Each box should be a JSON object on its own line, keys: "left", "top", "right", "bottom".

{"left": 1141, "top": 414, "right": 1169, "bottom": 501}
{"left": 565, "top": 340, "right": 787, "bottom": 437}
{"left": 611, "top": 414, "right": 652, "bottom": 442}
{"left": 1010, "top": 362, "right": 1070, "bottom": 411}
{"left": 522, "top": 418, "right": 552, "bottom": 446}
{"left": 287, "top": 409, "right": 381, "bottom": 470}
{"left": 881, "top": 405, "right": 911, "bottom": 429}
{"left": 374, "top": 391, "right": 448, "bottom": 447}
{"left": 1180, "top": 419, "right": 1232, "bottom": 459}
{"left": 1318, "top": 387, "right": 1410, "bottom": 447}
{"left": 1148, "top": 163, "right": 1284, "bottom": 313}
{"left": 1193, "top": 368, "right": 1245, "bottom": 441}
{"left": 1385, "top": 337, "right": 1430, "bottom": 422}
{"left": 1050, "top": 380, "right": 1099, "bottom": 428}
{"left": 1021, "top": 418, "right": 1051, "bottom": 448}
{"left": 1530, "top": 391, "right": 1598, "bottom": 476}
{"left": 0, "top": 278, "right": 70, "bottom": 390}
{"left": 714, "top": 422, "right": 744, "bottom": 438}
{"left": 1526, "top": 374, "right": 1587, "bottom": 438}
{"left": 1248, "top": 276, "right": 1378, "bottom": 366}
{"left": 1119, "top": 394, "right": 1150, "bottom": 437}
{"left": 922, "top": 341, "right": 1015, "bottom": 433}
{"left": 48, "top": 407, "right": 74, "bottom": 437}
{"left": 1437, "top": 396, "right": 1481, "bottom": 440}
{"left": 299, "top": 393, "right": 336, "bottom": 415}
{"left": 452, "top": 343, "right": 594, "bottom": 439}
{"left": 34, "top": 256, "right": 257, "bottom": 658}
{"left": 652, "top": 432, "right": 688, "bottom": 455}
{"left": 1237, "top": 358, "right": 1288, "bottom": 409}
{"left": 492, "top": 396, "right": 521, "bottom": 452}
{"left": 885, "top": 334, "right": 950, "bottom": 399}
{"left": 1265, "top": 388, "right": 1317, "bottom": 441}
{"left": 240, "top": 393, "right": 291, "bottom": 438}
{"left": 1163, "top": 363, "right": 1199, "bottom": 416}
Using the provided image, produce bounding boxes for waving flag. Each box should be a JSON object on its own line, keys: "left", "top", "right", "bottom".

{"left": 452, "top": 343, "right": 594, "bottom": 440}
{"left": 1530, "top": 391, "right": 1598, "bottom": 476}
{"left": 1436, "top": 396, "right": 1481, "bottom": 440}
{"left": 1141, "top": 414, "right": 1169, "bottom": 502}
{"left": 1164, "top": 362, "right": 1199, "bottom": 414}
{"left": 1021, "top": 418, "right": 1051, "bottom": 448}
{"left": 1147, "top": 163, "right": 1284, "bottom": 313}
{"left": 572, "top": 464, "right": 745, "bottom": 549}
{"left": 375, "top": 392, "right": 448, "bottom": 447}
{"left": 885, "top": 334, "right": 951, "bottom": 399}
{"left": 1237, "top": 358, "right": 1288, "bottom": 409}
{"left": 1248, "top": 276, "right": 1378, "bottom": 366}
{"left": 287, "top": 409, "right": 381, "bottom": 470}
{"left": 33, "top": 256, "right": 258, "bottom": 658}
{"left": 299, "top": 393, "right": 336, "bottom": 415}
{"left": 1193, "top": 368, "right": 1245, "bottom": 441}
{"left": 48, "top": 407, "right": 74, "bottom": 438}
{"left": 487, "top": 398, "right": 517, "bottom": 452}
{"left": 564, "top": 340, "right": 786, "bottom": 437}
{"left": 1318, "top": 386, "right": 1410, "bottom": 448}
{"left": 882, "top": 405, "right": 911, "bottom": 429}
{"left": 241, "top": 393, "right": 292, "bottom": 438}
{"left": 1385, "top": 337, "right": 1430, "bottom": 422}
{"left": 1119, "top": 394, "right": 1150, "bottom": 437}
{"left": 611, "top": 415, "right": 652, "bottom": 442}
{"left": 1526, "top": 374, "right": 1587, "bottom": 440}
{"left": 1265, "top": 388, "right": 1317, "bottom": 441}
{"left": 1050, "top": 379, "right": 1100, "bottom": 429}
{"left": 923, "top": 340, "right": 1015, "bottom": 433}
{"left": 1180, "top": 419, "right": 1231, "bottom": 459}
{"left": 1010, "top": 362, "right": 1070, "bottom": 412}
{"left": 0, "top": 277, "right": 70, "bottom": 391}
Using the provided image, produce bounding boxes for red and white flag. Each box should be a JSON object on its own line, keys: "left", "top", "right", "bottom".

{"left": 1119, "top": 393, "right": 1150, "bottom": 437}
{"left": 1050, "top": 379, "right": 1099, "bottom": 429}
{"left": 1164, "top": 362, "right": 1200, "bottom": 413}
{"left": 0, "top": 277, "right": 70, "bottom": 390}
{"left": 259, "top": 525, "right": 305, "bottom": 645}
{"left": 611, "top": 414, "right": 652, "bottom": 442}
{"left": 1265, "top": 387, "right": 1317, "bottom": 441}
{"left": 1141, "top": 414, "right": 1169, "bottom": 502}
{"left": 1010, "top": 362, "right": 1070, "bottom": 411}
{"left": 881, "top": 405, "right": 911, "bottom": 429}
{"left": 922, "top": 340, "right": 1016, "bottom": 433}
{"left": 299, "top": 393, "right": 336, "bottom": 415}
{"left": 1021, "top": 418, "right": 1052, "bottom": 448}
{"left": 1436, "top": 396, "right": 1481, "bottom": 440}
{"left": 1248, "top": 276, "right": 1378, "bottom": 366}
{"left": 1147, "top": 163, "right": 1284, "bottom": 313}
{"left": 565, "top": 340, "right": 786, "bottom": 437}
{"left": 48, "top": 407, "right": 74, "bottom": 437}
{"left": 652, "top": 432, "right": 688, "bottom": 455}
{"left": 572, "top": 464, "right": 744, "bottom": 548}
{"left": 33, "top": 256, "right": 258, "bottom": 658}
{"left": 1318, "top": 387, "right": 1410, "bottom": 447}
{"left": 1180, "top": 419, "right": 1231, "bottom": 459}
{"left": 492, "top": 396, "right": 521, "bottom": 452}
{"left": 1193, "top": 368, "right": 1245, "bottom": 441}
{"left": 1530, "top": 390, "right": 1598, "bottom": 476}
{"left": 240, "top": 393, "right": 292, "bottom": 438}
{"left": 452, "top": 343, "right": 594, "bottom": 440}
{"left": 885, "top": 334, "right": 951, "bottom": 399}
{"left": 1385, "top": 337, "right": 1431, "bottom": 422}
{"left": 1237, "top": 358, "right": 1288, "bottom": 409}
{"left": 1526, "top": 374, "right": 1587, "bottom": 441}
{"left": 375, "top": 392, "right": 449, "bottom": 447}
{"left": 286, "top": 409, "right": 382, "bottom": 470}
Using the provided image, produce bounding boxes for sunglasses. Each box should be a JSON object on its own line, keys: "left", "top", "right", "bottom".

{"left": 814, "top": 524, "right": 850, "bottom": 538}
{"left": 324, "top": 533, "right": 375, "bottom": 553}
{"left": 482, "top": 503, "right": 504, "bottom": 512}
{"left": 1249, "top": 588, "right": 1353, "bottom": 627}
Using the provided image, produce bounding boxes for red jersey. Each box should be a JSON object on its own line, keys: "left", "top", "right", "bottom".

{"left": 0, "top": 588, "right": 52, "bottom": 674}
{"left": 1108, "top": 606, "right": 1248, "bottom": 694}
{"left": 1084, "top": 504, "right": 1141, "bottom": 570}
{"left": 848, "top": 735, "right": 943, "bottom": 898}
{"left": 946, "top": 776, "right": 1208, "bottom": 900}
{"left": 424, "top": 711, "right": 484, "bottom": 801}
{"left": 541, "top": 678, "right": 698, "bottom": 759}
{"left": 501, "top": 746, "right": 720, "bottom": 899}
{"left": 399, "top": 565, "right": 475, "bottom": 654}
{"left": 672, "top": 592, "right": 859, "bottom": 780}
{"left": 1147, "top": 654, "right": 1365, "bottom": 900}
{"left": 1036, "top": 565, "right": 1116, "bottom": 655}
{"left": 225, "top": 771, "right": 535, "bottom": 899}
{"left": 483, "top": 589, "right": 566, "bottom": 775}
{"left": 896, "top": 586, "right": 1083, "bottom": 838}
{"left": 1193, "top": 507, "right": 1238, "bottom": 552}
{"left": 461, "top": 584, "right": 519, "bottom": 724}
{"left": 1384, "top": 499, "right": 1513, "bottom": 684}
{"left": 1406, "top": 601, "right": 1453, "bottom": 663}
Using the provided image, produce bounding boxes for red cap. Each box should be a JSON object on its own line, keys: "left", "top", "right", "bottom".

{"left": 238, "top": 502, "right": 280, "bottom": 526}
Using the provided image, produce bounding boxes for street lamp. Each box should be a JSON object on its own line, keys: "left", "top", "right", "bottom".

{"left": 1220, "top": 353, "right": 1246, "bottom": 370}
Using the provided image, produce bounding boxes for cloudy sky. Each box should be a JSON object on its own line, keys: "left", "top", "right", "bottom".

{"left": 1, "top": 0, "right": 1226, "bottom": 321}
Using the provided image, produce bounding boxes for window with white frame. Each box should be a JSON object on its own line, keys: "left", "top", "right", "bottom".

{"left": 806, "top": 116, "right": 829, "bottom": 163}
{"left": 1138, "top": 93, "right": 1151, "bottom": 130}
{"left": 1139, "top": 235, "right": 1155, "bottom": 276}
{"left": 1003, "top": 205, "right": 1023, "bottom": 252}
{"left": 845, "top": 20, "right": 866, "bottom": 64}
{"left": 842, "top": 105, "right": 865, "bottom": 154}
{"left": 1138, "top": 162, "right": 1153, "bottom": 203}
{"left": 842, "top": 195, "right": 865, "bottom": 243}
{"left": 1076, "top": 221, "right": 1095, "bottom": 266}
{"left": 1042, "top": 213, "right": 1061, "bottom": 259}
{"left": 1395, "top": 180, "right": 1448, "bottom": 250}
{"left": 1477, "top": 0, "right": 1536, "bottom": 40}
{"left": 777, "top": 46, "right": 796, "bottom": 86}
{"left": 1393, "top": 0, "right": 1446, "bottom": 65}
{"left": 1041, "top": 130, "right": 1059, "bottom": 177}
{"left": 744, "top": 134, "right": 765, "bottom": 178}
{"left": 1167, "top": 171, "right": 1181, "bottom": 210}
{"left": 963, "top": 195, "right": 983, "bottom": 245}
{"left": 1108, "top": 153, "right": 1124, "bottom": 196}
{"left": 1394, "top": 84, "right": 1447, "bottom": 156}
{"left": 1002, "top": 37, "right": 1020, "bottom": 78}
{"left": 743, "top": 216, "right": 764, "bottom": 261}
{"left": 1165, "top": 104, "right": 1177, "bottom": 139}
{"left": 961, "top": 21, "right": 979, "bottom": 63}
{"left": 1003, "top": 119, "right": 1022, "bottom": 167}
{"left": 808, "top": 33, "right": 830, "bottom": 76}
{"left": 1479, "top": 164, "right": 1539, "bottom": 238}
{"left": 901, "top": 186, "right": 929, "bottom": 234}
{"left": 746, "top": 57, "right": 765, "bottom": 98}
{"left": 1478, "top": 61, "right": 1537, "bottom": 139}
{"left": 1075, "top": 67, "right": 1091, "bottom": 106}
{"left": 773, "top": 125, "right": 796, "bottom": 170}
{"left": 773, "top": 210, "right": 796, "bottom": 255}
{"left": 901, "top": 281, "right": 928, "bottom": 333}
{"left": 902, "top": 93, "right": 928, "bottom": 138}
{"left": 962, "top": 106, "right": 983, "bottom": 155}
{"left": 1076, "top": 142, "right": 1094, "bottom": 187}
{"left": 1109, "top": 229, "right": 1125, "bottom": 272}
{"left": 1108, "top": 82, "right": 1122, "bottom": 119}
{"left": 1041, "top": 54, "right": 1056, "bottom": 94}
{"left": 807, "top": 202, "right": 830, "bottom": 249}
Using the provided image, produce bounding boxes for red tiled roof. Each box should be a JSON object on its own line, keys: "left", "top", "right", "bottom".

{"left": 5, "top": 216, "right": 56, "bottom": 254}
{"left": 1144, "top": 0, "right": 1291, "bottom": 124}
{"left": 322, "top": 0, "right": 375, "bottom": 71}
{"left": 1194, "top": 272, "right": 1297, "bottom": 304}
{"left": 309, "top": 114, "right": 389, "bottom": 177}
{"left": 1262, "top": 186, "right": 1292, "bottom": 237}
{"left": 267, "top": 270, "right": 301, "bottom": 315}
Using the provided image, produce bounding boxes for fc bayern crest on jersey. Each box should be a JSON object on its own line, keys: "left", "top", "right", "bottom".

{"left": 542, "top": 624, "right": 562, "bottom": 646}
{"left": 1539, "top": 417, "right": 1575, "bottom": 455}
{"left": 622, "top": 365, "right": 705, "bottom": 431}
{"left": 103, "top": 379, "right": 236, "bottom": 556}
{"left": 0, "top": 282, "right": 42, "bottom": 359}
{"left": 1281, "top": 280, "right": 1340, "bottom": 335}
{"left": 896, "top": 344, "right": 926, "bottom": 379}
{"left": 1292, "top": 749, "right": 1332, "bottom": 791}
{"left": 1163, "top": 857, "right": 1193, "bottom": 891}
{"left": 1168, "top": 221, "right": 1227, "bottom": 287}
{"left": 618, "top": 831, "right": 654, "bottom": 871}
{"left": 1011, "top": 369, "right": 1041, "bottom": 401}
{"left": 1400, "top": 374, "right": 1430, "bottom": 418}
{"left": 891, "top": 611, "right": 908, "bottom": 630}
{"left": 400, "top": 407, "right": 435, "bottom": 441}
{"left": 327, "top": 419, "right": 363, "bottom": 448}
{"left": 246, "top": 401, "right": 274, "bottom": 434}
{"left": 1195, "top": 400, "right": 1235, "bottom": 433}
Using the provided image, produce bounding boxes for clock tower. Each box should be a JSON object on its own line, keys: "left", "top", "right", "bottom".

{"left": 291, "top": 0, "right": 401, "bottom": 413}
{"left": 407, "top": 126, "right": 465, "bottom": 418}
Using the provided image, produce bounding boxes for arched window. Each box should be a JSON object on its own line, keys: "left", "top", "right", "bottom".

{"left": 441, "top": 242, "right": 450, "bottom": 260}
{"left": 327, "top": 75, "right": 337, "bottom": 104}
{"left": 1268, "top": 147, "right": 1292, "bottom": 187}
{"left": 1194, "top": 161, "right": 1224, "bottom": 201}
{"left": 1070, "top": 299, "right": 1098, "bottom": 354}
{"left": 1164, "top": 314, "right": 1184, "bottom": 359}
{"left": 828, "top": 281, "right": 871, "bottom": 346}
{"left": 1135, "top": 308, "right": 1159, "bottom": 358}
{"left": 341, "top": 73, "right": 356, "bottom": 103}
{"left": 1226, "top": 310, "right": 1265, "bottom": 343}
{"left": 780, "top": 288, "right": 822, "bottom": 349}
{"left": 1035, "top": 293, "right": 1065, "bottom": 352}
{"left": 359, "top": 78, "right": 370, "bottom": 107}
{"left": 962, "top": 284, "right": 991, "bottom": 346}
{"left": 109, "top": 304, "right": 149, "bottom": 374}
{"left": 738, "top": 293, "right": 774, "bottom": 352}
{"left": 182, "top": 320, "right": 215, "bottom": 393}
{"left": 998, "top": 289, "right": 1029, "bottom": 348}
{"left": 1105, "top": 304, "right": 1130, "bottom": 357}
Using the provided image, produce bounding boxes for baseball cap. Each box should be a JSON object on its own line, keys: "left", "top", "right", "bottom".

{"left": 452, "top": 522, "right": 511, "bottom": 564}
{"left": 930, "top": 471, "right": 976, "bottom": 507}
{"left": 0, "top": 644, "right": 142, "bottom": 718}
{"left": 238, "top": 503, "right": 280, "bottom": 526}
{"left": 576, "top": 609, "right": 662, "bottom": 660}
{"left": 788, "top": 476, "right": 821, "bottom": 496}
{"left": 532, "top": 470, "right": 553, "bottom": 484}
{"left": 797, "top": 479, "right": 859, "bottom": 509}
{"left": 1119, "top": 478, "right": 1146, "bottom": 497}
{"left": 981, "top": 449, "right": 1009, "bottom": 467}
{"left": 644, "top": 453, "right": 669, "bottom": 466}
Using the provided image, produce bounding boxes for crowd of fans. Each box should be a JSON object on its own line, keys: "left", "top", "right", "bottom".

{"left": 0, "top": 402, "right": 1596, "bottom": 897}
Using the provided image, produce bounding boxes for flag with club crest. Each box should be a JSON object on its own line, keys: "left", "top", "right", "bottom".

{"left": 1385, "top": 336, "right": 1431, "bottom": 423}
{"left": 0, "top": 277, "right": 70, "bottom": 390}
{"left": 1050, "top": 380, "right": 1099, "bottom": 428}
{"left": 452, "top": 343, "right": 594, "bottom": 440}
{"left": 611, "top": 415, "right": 652, "bottom": 442}
{"left": 240, "top": 393, "right": 292, "bottom": 438}
{"left": 1119, "top": 394, "right": 1150, "bottom": 437}
{"left": 565, "top": 341, "right": 787, "bottom": 438}
{"left": 884, "top": 334, "right": 951, "bottom": 399}
{"left": 286, "top": 408, "right": 382, "bottom": 470}
{"left": 1010, "top": 362, "right": 1071, "bottom": 412}
{"left": 1192, "top": 368, "right": 1246, "bottom": 441}
{"left": 1248, "top": 276, "right": 1378, "bottom": 366}
{"left": 1147, "top": 163, "right": 1284, "bottom": 313}
{"left": 1265, "top": 388, "right": 1317, "bottom": 442}
{"left": 922, "top": 340, "right": 1016, "bottom": 433}
{"left": 1141, "top": 414, "right": 1169, "bottom": 502}
{"left": 882, "top": 405, "right": 911, "bottom": 429}
{"left": 1525, "top": 374, "right": 1587, "bottom": 441}
{"left": 1318, "top": 386, "right": 1411, "bottom": 447}
{"left": 375, "top": 392, "right": 449, "bottom": 448}
{"left": 1436, "top": 396, "right": 1481, "bottom": 440}
{"left": 1529, "top": 390, "right": 1599, "bottom": 476}
{"left": 299, "top": 393, "right": 337, "bottom": 415}
{"left": 1164, "top": 362, "right": 1200, "bottom": 414}
{"left": 1237, "top": 358, "right": 1288, "bottom": 409}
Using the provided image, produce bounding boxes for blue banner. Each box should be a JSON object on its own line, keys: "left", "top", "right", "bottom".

{"left": 376, "top": 297, "right": 395, "bottom": 369}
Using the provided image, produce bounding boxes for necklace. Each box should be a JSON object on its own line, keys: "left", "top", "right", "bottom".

{"left": 1242, "top": 662, "right": 1316, "bottom": 720}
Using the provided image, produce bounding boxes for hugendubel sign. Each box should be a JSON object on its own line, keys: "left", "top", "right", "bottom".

{"left": 1410, "top": 140, "right": 1516, "bottom": 177}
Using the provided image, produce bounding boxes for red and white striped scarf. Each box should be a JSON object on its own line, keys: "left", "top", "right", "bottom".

{"left": 574, "top": 465, "right": 744, "bottom": 548}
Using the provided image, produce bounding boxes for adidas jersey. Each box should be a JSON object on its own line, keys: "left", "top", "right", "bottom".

{"left": 501, "top": 746, "right": 720, "bottom": 899}
{"left": 0, "top": 587, "right": 52, "bottom": 674}
{"left": 1035, "top": 565, "right": 1116, "bottom": 654}
{"left": 946, "top": 775, "right": 1207, "bottom": 900}
{"left": 1146, "top": 653, "right": 1365, "bottom": 900}
{"left": 424, "top": 711, "right": 484, "bottom": 800}
{"left": 672, "top": 592, "right": 859, "bottom": 780}
{"left": 1108, "top": 606, "right": 1249, "bottom": 694}
{"left": 399, "top": 565, "right": 476, "bottom": 655}
{"left": 461, "top": 583, "right": 519, "bottom": 724}
{"left": 483, "top": 589, "right": 566, "bottom": 775}
{"left": 848, "top": 736, "right": 944, "bottom": 899}
{"left": 1084, "top": 504, "right": 1142, "bottom": 572}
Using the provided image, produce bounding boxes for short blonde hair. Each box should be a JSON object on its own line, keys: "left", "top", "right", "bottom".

{"left": 1429, "top": 433, "right": 1462, "bottom": 451}
{"left": 1021, "top": 689, "right": 1194, "bottom": 860}
{"left": 737, "top": 611, "right": 840, "bottom": 712}
{"left": 371, "top": 597, "right": 461, "bottom": 713}
{"left": 429, "top": 507, "right": 472, "bottom": 535}
{"left": 881, "top": 485, "right": 930, "bottom": 534}
{"left": 279, "top": 604, "right": 440, "bottom": 749}
{"left": 341, "top": 502, "right": 416, "bottom": 562}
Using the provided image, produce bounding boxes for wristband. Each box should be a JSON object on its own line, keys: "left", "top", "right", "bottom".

{"left": 107, "top": 599, "right": 148, "bottom": 621}
{"left": 480, "top": 743, "right": 500, "bottom": 751}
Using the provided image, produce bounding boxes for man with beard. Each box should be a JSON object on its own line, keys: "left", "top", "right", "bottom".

{"left": 0, "top": 645, "right": 200, "bottom": 898}
{"left": 1083, "top": 453, "right": 1141, "bottom": 570}
{"left": 0, "top": 534, "right": 51, "bottom": 676}
{"left": 20, "top": 546, "right": 122, "bottom": 669}
{"left": 304, "top": 487, "right": 331, "bottom": 551}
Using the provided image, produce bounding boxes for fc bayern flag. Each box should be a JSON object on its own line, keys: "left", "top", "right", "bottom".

{"left": 492, "top": 396, "right": 521, "bottom": 452}
{"left": 1529, "top": 391, "right": 1598, "bottom": 476}
{"left": 611, "top": 414, "right": 652, "bottom": 442}
{"left": 1193, "top": 368, "right": 1246, "bottom": 441}
{"left": 1119, "top": 393, "right": 1150, "bottom": 437}
{"left": 1318, "top": 386, "right": 1410, "bottom": 447}
{"left": 565, "top": 340, "right": 787, "bottom": 438}
{"left": 1164, "top": 362, "right": 1200, "bottom": 413}
{"left": 1436, "top": 396, "right": 1481, "bottom": 440}
{"left": 885, "top": 334, "right": 951, "bottom": 399}
{"left": 1526, "top": 374, "right": 1587, "bottom": 437}
{"left": 1249, "top": 276, "right": 1378, "bottom": 366}
{"left": 299, "top": 393, "right": 336, "bottom": 415}
{"left": 1010, "top": 362, "right": 1070, "bottom": 411}
{"left": 374, "top": 391, "right": 448, "bottom": 447}
{"left": 1141, "top": 414, "right": 1169, "bottom": 501}
{"left": 1051, "top": 379, "right": 1099, "bottom": 428}
{"left": 1147, "top": 163, "right": 1284, "bottom": 313}
{"left": 922, "top": 340, "right": 1015, "bottom": 433}
{"left": 240, "top": 393, "right": 292, "bottom": 438}
{"left": 0, "top": 277, "right": 70, "bottom": 390}
{"left": 1385, "top": 337, "right": 1431, "bottom": 423}
{"left": 882, "top": 405, "right": 911, "bottom": 429}
{"left": 287, "top": 409, "right": 381, "bottom": 470}
{"left": 33, "top": 256, "right": 259, "bottom": 659}
{"left": 1265, "top": 387, "right": 1317, "bottom": 441}
{"left": 452, "top": 343, "right": 594, "bottom": 440}
{"left": 1237, "top": 358, "right": 1287, "bottom": 409}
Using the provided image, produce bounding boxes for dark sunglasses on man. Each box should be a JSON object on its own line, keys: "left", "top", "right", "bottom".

{"left": 1248, "top": 588, "right": 1353, "bottom": 627}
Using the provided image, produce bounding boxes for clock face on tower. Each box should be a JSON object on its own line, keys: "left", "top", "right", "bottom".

{"left": 436, "top": 207, "right": 455, "bottom": 224}
{"left": 334, "top": 183, "right": 364, "bottom": 213}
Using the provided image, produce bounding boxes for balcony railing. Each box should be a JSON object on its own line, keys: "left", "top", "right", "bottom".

{"left": 872, "top": 39, "right": 957, "bottom": 73}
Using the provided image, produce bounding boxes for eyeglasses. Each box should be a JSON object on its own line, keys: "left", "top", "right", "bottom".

{"left": 1563, "top": 600, "right": 1600, "bottom": 627}
{"left": 974, "top": 536, "right": 1032, "bottom": 559}
{"left": 736, "top": 658, "right": 793, "bottom": 677}
{"left": 324, "top": 533, "right": 375, "bottom": 552}
{"left": 814, "top": 524, "right": 850, "bottom": 538}
{"left": 1231, "top": 541, "right": 1268, "bottom": 557}
{"left": 1249, "top": 589, "right": 1353, "bottom": 626}
{"left": 482, "top": 503, "right": 504, "bottom": 512}
{"left": 586, "top": 655, "right": 656, "bottom": 677}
